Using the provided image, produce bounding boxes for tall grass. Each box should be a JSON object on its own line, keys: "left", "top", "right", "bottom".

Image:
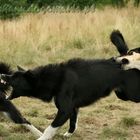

{"left": 0, "top": 6, "right": 140, "bottom": 68}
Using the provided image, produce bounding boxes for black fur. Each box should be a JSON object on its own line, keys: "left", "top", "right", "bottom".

{"left": 1, "top": 58, "right": 127, "bottom": 135}
{"left": 110, "top": 30, "right": 140, "bottom": 102}
{"left": 110, "top": 30, "right": 128, "bottom": 56}
{"left": 0, "top": 63, "right": 30, "bottom": 124}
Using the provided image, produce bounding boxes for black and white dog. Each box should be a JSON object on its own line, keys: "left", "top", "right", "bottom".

{"left": 0, "top": 57, "right": 128, "bottom": 139}
{"left": 110, "top": 30, "right": 140, "bottom": 102}
{"left": 0, "top": 63, "right": 42, "bottom": 138}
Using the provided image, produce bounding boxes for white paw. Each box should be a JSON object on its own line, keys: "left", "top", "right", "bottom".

{"left": 37, "top": 125, "right": 58, "bottom": 140}
{"left": 37, "top": 136, "right": 50, "bottom": 140}
{"left": 63, "top": 132, "right": 73, "bottom": 137}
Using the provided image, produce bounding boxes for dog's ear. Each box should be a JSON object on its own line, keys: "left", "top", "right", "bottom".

{"left": 128, "top": 48, "right": 140, "bottom": 54}
{"left": 17, "top": 66, "right": 26, "bottom": 72}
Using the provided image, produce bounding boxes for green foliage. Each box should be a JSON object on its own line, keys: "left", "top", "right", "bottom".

{"left": 0, "top": 0, "right": 140, "bottom": 19}
{"left": 0, "top": 0, "right": 26, "bottom": 19}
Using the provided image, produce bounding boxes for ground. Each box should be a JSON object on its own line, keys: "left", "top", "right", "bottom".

{"left": 0, "top": 94, "right": 140, "bottom": 140}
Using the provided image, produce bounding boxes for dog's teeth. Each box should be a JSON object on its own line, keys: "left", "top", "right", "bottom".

{"left": 5, "top": 95, "right": 9, "bottom": 99}
{"left": 0, "top": 79, "right": 6, "bottom": 84}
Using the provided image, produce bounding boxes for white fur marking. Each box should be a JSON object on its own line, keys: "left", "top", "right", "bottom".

{"left": 0, "top": 79, "right": 6, "bottom": 84}
{"left": 115, "top": 52, "right": 140, "bottom": 70}
{"left": 123, "top": 61, "right": 140, "bottom": 70}
{"left": 116, "top": 52, "right": 140, "bottom": 63}
{"left": 63, "top": 132, "right": 73, "bottom": 137}
{"left": 23, "top": 124, "right": 42, "bottom": 138}
{"left": 5, "top": 95, "right": 9, "bottom": 99}
{"left": 37, "top": 125, "right": 58, "bottom": 140}
{"left": 63, "top": 117, "right": 78, "bottom": 137}
{"left": 3, "top": 112, "right": 10, "bottom": 119}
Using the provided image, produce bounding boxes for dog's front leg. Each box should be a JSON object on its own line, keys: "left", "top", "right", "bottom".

{"left": 37, "top": 110, "right": 71, "bottom": 140}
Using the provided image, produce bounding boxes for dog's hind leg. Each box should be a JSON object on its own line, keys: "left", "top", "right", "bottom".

{"left": 64, "top": 108, "right": 79, "bottom": 137}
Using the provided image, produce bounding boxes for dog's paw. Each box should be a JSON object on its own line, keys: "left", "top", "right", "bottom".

{"left": 63, "top": 132, "right": 73, "bottom": 137}
{"left": 37, "top": 137, "right": 50, "bottom": 140}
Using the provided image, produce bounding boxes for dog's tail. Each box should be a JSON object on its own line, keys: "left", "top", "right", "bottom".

{"left": 110, "top": 30, "right": 128, "bottom": 56}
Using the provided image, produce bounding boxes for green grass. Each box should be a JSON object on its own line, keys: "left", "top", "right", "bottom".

{"left": 120, "top": 117, "right": 138, "bottom": 128}
{"left": 99, "top": 127, "right": 128, "bottom": 140}
{"left": 0, "top": 124, "right": 9, "bottom": 137}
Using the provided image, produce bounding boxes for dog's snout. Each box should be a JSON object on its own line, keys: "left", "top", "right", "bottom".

{"left": 122, "top": 58, "right": 129, "bottom": 64}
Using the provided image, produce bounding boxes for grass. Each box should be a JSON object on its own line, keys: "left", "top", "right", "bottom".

{"left": 100, "top": 127, "right": 128, "bottom": 140}
{"left": 0, "top": 6, "right": 140, "bottom": 140}
{"left": 120, "top": 117, "right": 138, "bottom": 128}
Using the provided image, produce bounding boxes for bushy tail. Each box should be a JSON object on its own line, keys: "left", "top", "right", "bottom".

{"left": 110, "top": 30, "right": 128, "bottom": 56}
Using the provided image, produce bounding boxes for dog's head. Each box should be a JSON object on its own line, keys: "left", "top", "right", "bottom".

{"left": 110, "top": 30, "right": 140, "bottom": 70}
{"left": 0, "top": 67, "right": 35, "bottom": 100}
{"left": 115, "top": 51, "right": 140, "bottom": 70}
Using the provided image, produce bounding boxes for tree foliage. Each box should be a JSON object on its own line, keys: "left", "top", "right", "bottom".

{"left": 0, "top": 0, "right": 139, "bottom": 19}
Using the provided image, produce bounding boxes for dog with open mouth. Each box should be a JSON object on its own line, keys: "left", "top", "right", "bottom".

{"left": 0, "top": 62, "right": 42, "bottom": 138}
{"left": 110, "top": 30, "right": 140, "bottom": 102}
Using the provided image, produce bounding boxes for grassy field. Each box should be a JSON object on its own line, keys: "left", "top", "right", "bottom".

{"left": 0, "top": 6, "right": 140, "bottom": 140}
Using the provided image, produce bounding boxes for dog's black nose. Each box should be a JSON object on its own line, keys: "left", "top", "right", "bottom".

{"left": 122, "top": 58, "right": 129, "bottom": 64}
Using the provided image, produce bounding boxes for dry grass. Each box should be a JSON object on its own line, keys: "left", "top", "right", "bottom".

{"left": 0, "top": 6, "right": 140, "bottom": 140}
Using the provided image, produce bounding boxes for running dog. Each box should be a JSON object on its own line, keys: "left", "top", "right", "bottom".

{"left": 0, "top": 57, "right": 127, "bottom": 140}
